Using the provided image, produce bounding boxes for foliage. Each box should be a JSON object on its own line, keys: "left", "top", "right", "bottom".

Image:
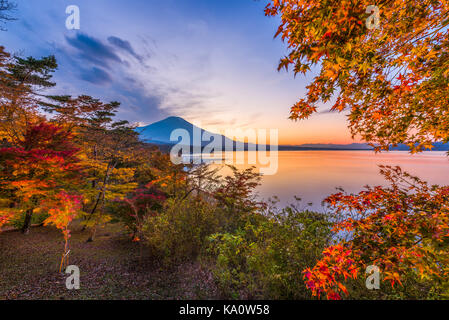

{"left": 265, "top": 0, "right": 449, "bottom": 152}
{"left": 142, "top": 197, "right": 223, "bottom": 264}
{"left": 0, "top": 6, "right": 448, "bottom": 301}
{"left": 135, "top": 165, "right": 262, "bottom": 265}
{"left": 112, "top": 183, "right": 166, "bottom": 240}
{"left": 137, "top": 151, "right": 189, "bottom": 198}
{"left": 39, "top": 94, "right": 142, "bottom": 238}
{"left": 185, "top": 163, "right": 222, "bottom": 199}
{"left": 40, "top": 190, "right": 82, "bottom": 240}
{"left": 208, "top": 199, "right": 333, "bottom": 299}
{"left": 304, "top": 166, "right": 449, "bottom": 299}
{"left": 0, "top": 46, "right": 57, "bottom": 142}
{"left": 0, "top": 122, "right": 82, "bottom": 232}
{"left": 213, "top": 165, "right": 263, "bottom": 231}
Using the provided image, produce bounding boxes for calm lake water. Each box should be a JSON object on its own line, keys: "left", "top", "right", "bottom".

{"left": 205, "top": 151, "right": 449, "bottom": 211}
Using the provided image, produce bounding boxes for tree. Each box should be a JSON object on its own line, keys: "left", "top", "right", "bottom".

{"left": 112, "top": 184, "right": 166, "bottom": 241}
{"left": 0, "top": 122, "right": 81, "bottom": 234}
{"left": 80, "top": 119, "right": 142, "bottom": 242}
{"left": 214, "top": 165, "right": 262, "bottom": 215}
{"left": 40, "top": 95, "right": 119, "bottom": 132}
{"left": 303, "top": 166, "right": 449, "bottom": 299}
{"left": 0, "top": 46, "right": 57, "bottom": 143}
{"left": 212, "top": 166, "right": 263, "bottom": 232}
{"left": 265, "top": 0, "right": 449, "bottom": 152}
{"left": 135, "top": 150, "right": 189, "bottom": 199}
{"left": 40, "top": 190, "right": 83, "bottom": 271}
{"left": 41, "top": 95, "right": 145, "bottom": 241}
{"left": 186, "top": 163, "right": 221, "bottom": 199}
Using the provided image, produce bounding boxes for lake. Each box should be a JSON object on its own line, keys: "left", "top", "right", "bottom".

{"left": 205, "top": 150, "right": 449, "bottom": 211}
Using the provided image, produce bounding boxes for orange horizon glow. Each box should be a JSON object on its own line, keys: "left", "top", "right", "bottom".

{"left": 198, "top": 111, "right": 359, "bottom": 146}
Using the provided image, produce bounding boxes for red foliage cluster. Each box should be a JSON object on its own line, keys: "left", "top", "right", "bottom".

{"left": 123, "top": 184, "right": 167, "bottom": 219}
{"left": 0, "top": 122, "right": 82, "bottom": 230}
{"left": 304, "top": 244, "right": 358, "bottom": 299}
{"left": 303, "top": 166, "right": 449, "bottom": 299}
{"left": 113, "top": 184, "right": 167, "bottom": 241}
{"left": 0, "top": 122, "right": 80, "bottom": 178}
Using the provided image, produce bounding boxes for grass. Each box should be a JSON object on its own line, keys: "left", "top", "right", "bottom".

{"left": 0, "top": 221, "right": 220, "bottom": 300}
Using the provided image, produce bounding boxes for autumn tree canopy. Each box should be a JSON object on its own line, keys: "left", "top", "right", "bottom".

{"left": 265, "top": 0, "right": 449, "bottom": 152}
{"left": 0, "top": 122, "right": 81, "bottom": 233}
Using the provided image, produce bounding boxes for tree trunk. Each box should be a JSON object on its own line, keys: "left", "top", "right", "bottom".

{"left": 86, "top": 224, "right": 97, "bottom": 242}
{"left": 21, "top": 208, "right": 33, "bottom": 234}
{"left": 82, "top": 161, "right": 115, "bottom": 233}
{"left": 92, "top": 145, "right": 97, "bottom": 189}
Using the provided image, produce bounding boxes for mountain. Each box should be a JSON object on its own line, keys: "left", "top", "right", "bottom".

{"left": 135, "top": 116, "right": 237, "bottom": 148}
{"left": 136, "top": 117, "right": 449, "bottom": 151}
{"left": 136, "top": 116, "right": 197, "bottom": 145}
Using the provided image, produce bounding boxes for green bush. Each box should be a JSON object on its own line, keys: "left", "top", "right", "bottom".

{"left": 208, "top": 203, "right": 333, "bottom": 299}
{"left": 142, "top": 197, "right": 224, "bottom": 264}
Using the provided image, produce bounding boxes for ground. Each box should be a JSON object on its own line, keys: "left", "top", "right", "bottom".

{"left": 0, "top": 222, "right": 220, "bottom": 300}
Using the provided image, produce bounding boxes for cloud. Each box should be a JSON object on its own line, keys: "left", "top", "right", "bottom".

{"left": 80, "top": 67, "right": 112, "bottom": 85}
{"left": 107, "top": 36, "right": 144, "bottom": 63}
{"left": 65, "top": 33, "right": 121, "bottom": 68}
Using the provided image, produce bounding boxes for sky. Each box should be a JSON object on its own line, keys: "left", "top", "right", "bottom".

{"left": 0, "top": 0, "right": 357, "bottom": 145}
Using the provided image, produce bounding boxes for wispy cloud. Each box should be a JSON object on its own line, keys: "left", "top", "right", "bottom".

{"left": 107, "top": 36, "right": 144, "bottom": 63}
{"left": 80, "top": 66, "right": 112, "bottom": 85}
{"left": 65, "top": 33, "right": 122, "bottom": 68}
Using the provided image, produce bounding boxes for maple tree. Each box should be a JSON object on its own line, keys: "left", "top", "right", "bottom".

{"left": 40, "top": 190, "right": 83, "bottom": 271}
{"left": 303, "top": 166, "right": 449, "bottom": 299}
{"left": 264, "top": 0, "right": 449, "bottom": 300}
{"left": 113, "top": 184, "right": 166, "bottom": 241}
{"left": 265, "top": 0, "right": 449, "bottom": 152}
{"left": 0, "top": 122, "right": 81, "bottom": 233}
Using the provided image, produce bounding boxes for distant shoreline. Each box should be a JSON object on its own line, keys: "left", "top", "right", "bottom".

{"left": 148, "top": 143, "right": 448, "bottom": 153}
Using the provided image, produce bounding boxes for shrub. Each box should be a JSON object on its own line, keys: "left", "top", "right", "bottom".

{"left": 136, "top": 165, "right": 263, "bottom": 264}
{"left": 142, "top": 197, "right": 223, "bottom": 264}
{"left": 111, "top": 184, "right": 166, "bottom": 240}
{"left": 208, "top": 201, "right": 333, "bottom": 299}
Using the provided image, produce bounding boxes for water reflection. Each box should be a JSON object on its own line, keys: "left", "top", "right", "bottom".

{"left": 197, "top": 151, "right": 449, "bottom": 211}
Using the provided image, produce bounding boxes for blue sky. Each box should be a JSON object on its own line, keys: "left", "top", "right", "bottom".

{"left": 1, "top": 0, "right": 354, "bottom": 144}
